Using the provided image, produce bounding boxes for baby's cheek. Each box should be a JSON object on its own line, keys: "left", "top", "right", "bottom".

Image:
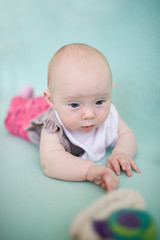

{"left": 62, "top": 115, "right": 79, "bottom": 130}
{"left": 97, "top": 111, "right": 108, "bottom": 125}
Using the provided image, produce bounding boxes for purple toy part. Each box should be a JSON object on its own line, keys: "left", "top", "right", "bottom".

{"left": 92, "top": 220, "right": 112, "bottom": 238}
{"left": 118, "top": 211, "right": 141, "bottom": 228}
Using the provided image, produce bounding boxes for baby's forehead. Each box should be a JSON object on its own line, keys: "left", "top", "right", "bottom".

{"left": 48, "top": 44, "right": 111, "bottom": 90}
{"left": 50, "top": 44, "right": 108, "bottom": 67}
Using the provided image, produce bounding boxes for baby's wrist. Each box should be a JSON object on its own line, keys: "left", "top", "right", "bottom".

{"left": 85, "top": 163, "right": 96, "bottom": 181}
{"left": 112, "top": 149, "right": 130, "bottom": 157}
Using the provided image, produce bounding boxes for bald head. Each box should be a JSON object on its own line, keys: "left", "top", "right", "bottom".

{"left": 48, "top": 43, "right": 112, "bottom": 93}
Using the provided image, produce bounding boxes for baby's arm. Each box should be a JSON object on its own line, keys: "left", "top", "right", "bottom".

{"left": 107, "top": 116, "right": 141, "bottom": 177}
{"left": 40, "top": 126, "right": 119, "bottom": 191}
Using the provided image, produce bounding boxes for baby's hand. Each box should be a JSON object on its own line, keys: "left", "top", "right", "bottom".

{"left": 106, "top": 152, "right": 141, "bottom": 177}
{"left": 86, "top": 165, "right": 119, "bottom": 191}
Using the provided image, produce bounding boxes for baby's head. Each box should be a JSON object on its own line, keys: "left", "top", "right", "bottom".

{"left": 44, "top": 43, "right": 113, "bottom": 132}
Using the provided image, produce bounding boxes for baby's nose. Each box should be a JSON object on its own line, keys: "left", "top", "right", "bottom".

{"left": 81, "top": 108, "right": 95, "bottom": 120}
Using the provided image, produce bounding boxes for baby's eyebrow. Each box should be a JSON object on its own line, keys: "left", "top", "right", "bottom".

{"left": 64, "top": 92, "right": 110, "bottom": 101}
{"left": 63, "top": 96, "right": 81, "bottom": 101}
{"left": 98, "top": 92, "right": 110, "bottom": 97}
{"left": 95, "top": 92, "right": 111, "bottom": 99}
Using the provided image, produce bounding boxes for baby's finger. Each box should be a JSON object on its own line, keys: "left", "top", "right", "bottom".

{"left": 126, "top": 165, "right": 132, "bottom": 177}
{"left": 118, "top": 159, "right": 131, "bottom": 177}
{"left": 104, "top": 175, "right": 117, "bottom": 192}
{"left": 112, "top": 159, "right": 121, "bottom": 176}
{"left": 105, "top": 179, "right": 113, "bottom": 191}
{"left": 119, "top": 159, "right": 128, "bottom": 171}
{"left": 130, "top": 160, "right": 141, "bottom": 173}
{"left": 107, "top": 159, "right": 121, "bottom": 175}
{"left": 101, "top": 182, "right": 106, "bottom": 189}
{"left": 106, "top": 161, "right": 114, "bottom": 172}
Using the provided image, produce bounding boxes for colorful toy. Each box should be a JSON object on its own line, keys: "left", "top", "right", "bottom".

{"left": 93, "top": 209, "right": 156, "bottom": 240}
{"left": 70, "top": 188, "right": 157, "bottom": 240}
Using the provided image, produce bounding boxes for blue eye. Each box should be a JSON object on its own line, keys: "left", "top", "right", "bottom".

{"left": 70, "top": 103, "right": 79, "bottom": 108}
{"left": 96, "top": 100, "right": 104, "bottom": 105}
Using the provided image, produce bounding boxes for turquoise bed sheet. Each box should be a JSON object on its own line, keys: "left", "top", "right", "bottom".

{"left": 0, "top": 0, "right": 160, "bottom": 239}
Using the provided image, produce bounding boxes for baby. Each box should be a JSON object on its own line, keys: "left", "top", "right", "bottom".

{"left": 5, "top": 43, "right": 140, "bottom": 191}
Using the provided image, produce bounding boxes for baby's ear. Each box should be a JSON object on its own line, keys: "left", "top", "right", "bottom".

{"left": 43, "top": 89, "right": 54, "bottom": 108}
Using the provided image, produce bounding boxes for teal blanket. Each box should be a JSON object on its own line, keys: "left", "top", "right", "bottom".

{"left": 0, "top": 0, "right": 160, "bottom": 239}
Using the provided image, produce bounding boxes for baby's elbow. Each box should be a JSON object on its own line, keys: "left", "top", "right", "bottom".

{"left": 41, "top": 161, "right": 48, "bottom": 177}
{"left": 40, "top": 157, "right": 48, "bottom": 176}
{"left": 40, "top": 153, "right": 53, "bottom": 178}
{"left": 41, "top": 161, "right": 55, "bottom": 178}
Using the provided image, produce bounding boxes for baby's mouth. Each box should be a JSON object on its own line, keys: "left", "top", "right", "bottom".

{"left": 81, "top": 125, "right": 94, "bottom": 132}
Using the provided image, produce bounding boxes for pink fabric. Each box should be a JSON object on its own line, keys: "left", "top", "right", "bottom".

{"left": 4, "top": 96, "right": 50, "bottom": 140}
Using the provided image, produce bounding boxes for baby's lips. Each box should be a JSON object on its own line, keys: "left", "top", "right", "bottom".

{"left": 81, "top": 125, "right": 94, "bottom": 132}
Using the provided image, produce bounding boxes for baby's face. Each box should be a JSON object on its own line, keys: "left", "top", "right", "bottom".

{"left": 50, "top": 55, "right": 112, "bottom": 133}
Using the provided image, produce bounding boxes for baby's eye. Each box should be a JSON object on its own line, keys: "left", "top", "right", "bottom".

{"left": 96, "top": 100, "right": 105, "bottom": 105}
{"left": 69, "top": 103, "right": 80, "bottom": 108}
